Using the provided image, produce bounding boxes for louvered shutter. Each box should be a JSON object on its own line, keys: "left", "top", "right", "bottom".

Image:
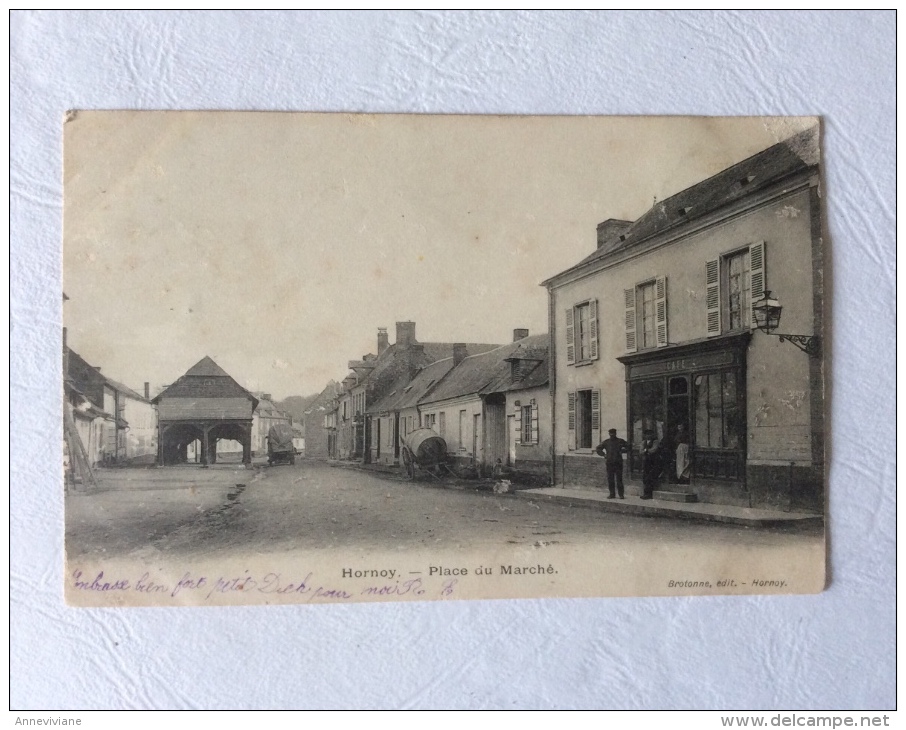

{"left": 513, "top": 403, "right": 522, "bottom": 446}
{"left": 706, "top": 259, "right": 721, "bottom": 336}
{"left": 655, "top": 276, "right": 668, "bottom": 347}
{"left": 590, "top": 390, "right": 601, "bottom": 447}
{"left": 749, "top": 241, "right": 766, "bottom": 327}
{"left": 589, "top": 299, "right": 599, "bottom": 360}
{"left": 531, "top": 401, "right": 539, "bottom": 445}
{"left": 567, "top": 391, "right": 576, "bottom": 450}
{"left": 624, "top": 288, "right": 637, "bottom": 352}
{"left": 565, "top": 308, "right": 576, "bottom": 365}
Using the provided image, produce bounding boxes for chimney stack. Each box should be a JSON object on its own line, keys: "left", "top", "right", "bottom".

{"left": 262, "top": 393, "right": 272, "bottom": 402}
{"left": 452, "top": 343, "right": 468, "bottom": 367}
{"left": 596, "top": 219, "right": 633, "bottom": 250}
{"left": 396, "top": 321, "right": 416, "bottom": 347}
{"left": 513, "top": 328, "right": 529, "bottom": 342}
{"left": 377, "top": 327, "right": 389, "bottom": 356}
{"left": 144, "top": 382, "right": 150, "bottom": 399}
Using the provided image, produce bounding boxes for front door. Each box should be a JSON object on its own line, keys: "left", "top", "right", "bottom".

{"left": 666, "top": 375, "right": 691, "bottom": 485}
{"left": 507, "top": 415, "right": 516, "bottom": 466}
{"left": 472, "top": 414, "right": 481, "bottom": 464}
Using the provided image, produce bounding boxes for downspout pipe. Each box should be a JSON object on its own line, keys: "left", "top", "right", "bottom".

{"left": 547, "top": 282, "right": 556, "bottom": 487}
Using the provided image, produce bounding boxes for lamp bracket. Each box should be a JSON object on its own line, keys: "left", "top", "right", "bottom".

{"left": 775, "top": 333, "right": 821, "bottom": 357}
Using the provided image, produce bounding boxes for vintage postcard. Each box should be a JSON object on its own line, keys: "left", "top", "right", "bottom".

{"left": 63, "top": 113, "right": 826, "bottom": 606}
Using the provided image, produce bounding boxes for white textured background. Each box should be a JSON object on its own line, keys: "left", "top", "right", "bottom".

{"left": 11, "top": 11, "right": 896, "bottom": 710}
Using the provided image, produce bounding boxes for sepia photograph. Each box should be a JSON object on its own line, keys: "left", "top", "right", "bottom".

{"left": 63, "top": 112, "right": 826, "bottom": 606}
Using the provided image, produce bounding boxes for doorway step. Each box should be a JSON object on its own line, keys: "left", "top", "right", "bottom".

{"left": 653, "top": 490, "right": 698, "bottom": 503}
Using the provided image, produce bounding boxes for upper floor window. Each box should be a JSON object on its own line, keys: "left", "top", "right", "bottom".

{"left": 726, "top": 250, "right": 750, "bottom": 331}
{"left": 624, "top": 276, "right": 668, "bottom": 353}
{"left": 637, "top": 281, "right": 657, "bottom": 349}
{"left": 565, "top": 299, "right": 599, "bottom": 365}
{"left": 706, "top": 241, "right": 765, "bottom": 336}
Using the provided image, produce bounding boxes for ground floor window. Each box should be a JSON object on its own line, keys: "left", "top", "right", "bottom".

{"left": 521, "top": 405, "right": 533, "bottom": 443}
{"left": 568, "top": 389, "right": 599, "bottom": 450}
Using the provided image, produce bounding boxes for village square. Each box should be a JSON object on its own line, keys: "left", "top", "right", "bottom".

{"left": 64, "top": 124, "right": 825, "bottom": 561}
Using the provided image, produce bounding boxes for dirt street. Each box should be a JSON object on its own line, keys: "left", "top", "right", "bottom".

{"left": 66, "top": 461, "right": 822, "bottom": 562}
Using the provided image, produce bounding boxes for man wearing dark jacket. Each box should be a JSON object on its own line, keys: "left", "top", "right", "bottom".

{"left": 596, "top": 428, "right": 628, "bottom": 499}
{"left": 640, "top": 429, "right": 662, "bottom": 499}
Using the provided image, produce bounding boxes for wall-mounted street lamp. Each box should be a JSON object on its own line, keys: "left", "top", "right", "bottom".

{"left": 751, "top": 291, "right": 821, "bottom": 357}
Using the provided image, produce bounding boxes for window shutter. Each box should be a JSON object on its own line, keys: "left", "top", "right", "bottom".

{"left": 565, "top": 308, "right": 576, "bottom": 365}
{"left": 514, "top": 403, "right": 522, "bottom": 446}
{"left": 590, "top": 390, "right": 600, "bottom": 447}
{"left": 706, "top": 259, "right": 721, "bottom": 336}
{"left": 567, "top": 391, "right": 576, "bottom": 450}
{"left": 655, "top": 276, "right": 668, "bottom": 347}
{"left": 624, "top": 288, "right": 637, "bottom": 352}
{"left": 531, "top": 401, "right": 539, "bottom": 445}
{"left": 589, "top": 299, "right": 599, "bottom": 360}
{"left": 749, "top": 241, "right": 766, "bottom": 327}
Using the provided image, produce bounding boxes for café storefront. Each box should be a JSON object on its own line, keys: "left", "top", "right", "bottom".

{"left": 618, "top": 332, "right": 751, "bottom": 502}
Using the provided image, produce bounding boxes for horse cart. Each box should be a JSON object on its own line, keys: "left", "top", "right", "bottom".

{"left": 267, "top": 423, "right": 296, "bottom": 466}
{"left": 400, "top": 428, "right": 453, "bottom": 480}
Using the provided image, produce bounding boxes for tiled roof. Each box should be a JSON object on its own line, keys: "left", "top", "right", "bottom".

{"left": 367, "top": 357, "right": 456, "bottom": 414}
{"left": 303, "top": 381, "right": 342, "bottom": 415}
{"left": 546, "top": 127, "right": 819, "bottom": 282}
{"left": 153, "top": 356, "right": 257, "bottom": 409}
{"left": 349, "top": 341, "right": 501, "bottom": 405}
{"left": 184, "top": 356, "right": 232, "bottom": 378}
{"left": 101, "top": 376, "right": 147, "bottom": 403}
{"left": 419, "top": 335, "right": 549, "bottom": 404}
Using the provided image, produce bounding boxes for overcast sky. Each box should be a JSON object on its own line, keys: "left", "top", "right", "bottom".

{"left": 63, "top": 113, "right": 814, "bottom": 400}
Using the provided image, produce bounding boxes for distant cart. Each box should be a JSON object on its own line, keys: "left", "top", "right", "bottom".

{"left": 267, "top": 423, "right": 296, "bottom": 466}
{"left": 400, "top": 428, "right": 453, "bottom": 480}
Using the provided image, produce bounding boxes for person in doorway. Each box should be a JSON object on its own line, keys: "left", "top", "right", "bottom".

{"left": 674, "top": 423, "right": 691, "bottom": 484}
{"left": 640, "top": 428, "right": 662, "bottom": 499}
{"left": 596, "top": 428, "right": 628, "bottom": 499}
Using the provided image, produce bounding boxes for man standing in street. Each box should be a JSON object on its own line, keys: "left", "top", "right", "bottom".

{"left": 596, "top": 428, "right": 628, "bottom": 499}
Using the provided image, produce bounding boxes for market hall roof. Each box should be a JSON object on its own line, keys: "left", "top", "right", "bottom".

{"left": 542, "top": 127, "right": 820, "bottom": 286}
{"left": 152, "top": 356, "right": 258, "bottom": 420}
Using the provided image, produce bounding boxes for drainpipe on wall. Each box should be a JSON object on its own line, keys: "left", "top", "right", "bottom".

{"left": 547, "top": 283, "right": 557, "bottom": 487}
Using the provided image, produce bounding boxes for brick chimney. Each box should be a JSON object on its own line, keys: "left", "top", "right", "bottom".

{"left": 453, "top": 343, "right": 467, "bottom": 366}
{"left": 377, "top": 327, "right": 389, "bottom": 356}
{"left": 513, "top": 328, "right": 529, "bottom": 342}
{"left": 262, "top": 393, "right": 272, "bottom": 402}
{"left": 144, "top": 382, "right": 150, "bottom": 399}
{"left": 396, "top": 321, "right": 416, "bottom": 347}
{"left": 596, "top": 218, "right": 633, "bottom": 250}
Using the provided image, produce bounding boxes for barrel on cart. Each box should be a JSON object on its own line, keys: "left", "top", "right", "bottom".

{"left": 400, "top": 428, "right": 451, "bottom": 479}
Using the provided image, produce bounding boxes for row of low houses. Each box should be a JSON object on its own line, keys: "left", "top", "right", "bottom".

{"left": 311, "top": 129, "right": 824, "bottom": 512}
{"left": 64, "top": 344, "right": 293, "bottom": 474}
{"left": 64, "top": 337, "right": 158, "bottom": 472}
{"left": 303, "top": 321, "right": 552, "bottom": 482}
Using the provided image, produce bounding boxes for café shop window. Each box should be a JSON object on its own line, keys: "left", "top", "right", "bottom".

{"left": 628, "top": 367, "right": 744, "bottom": 482}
